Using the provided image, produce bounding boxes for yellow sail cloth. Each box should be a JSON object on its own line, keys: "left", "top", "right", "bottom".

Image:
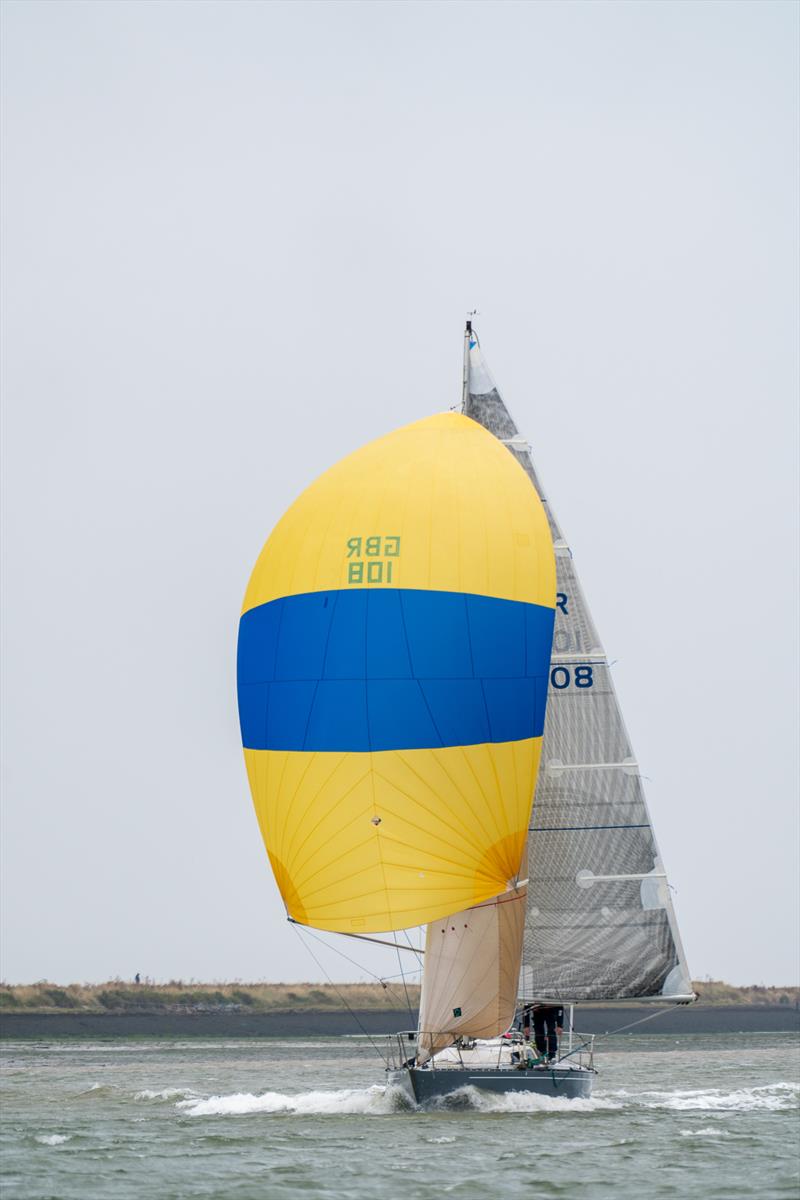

{"left": 243, "top": 741, "right": 542, "bottom": 932}
{"left": 242, "top": 412, "right": 554, "bottom": 612}
{"left": 237, "top": 412, "right": 555, "bottom": 933}
{"left": 416, "top": 888, "right": 527, "bottom": 1062}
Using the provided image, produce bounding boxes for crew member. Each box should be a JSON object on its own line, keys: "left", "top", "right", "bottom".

{"left": 522, "top": 1004, "right": 564, "bottom": 1062}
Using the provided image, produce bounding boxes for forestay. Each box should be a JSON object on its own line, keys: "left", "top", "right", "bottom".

{"left": 465, "top": 329, "right": 693, "bottom": 1002}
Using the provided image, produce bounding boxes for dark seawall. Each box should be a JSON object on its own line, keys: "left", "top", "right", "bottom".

{"left": 2, "top": 1005, "right": 798, "bottom": 1039}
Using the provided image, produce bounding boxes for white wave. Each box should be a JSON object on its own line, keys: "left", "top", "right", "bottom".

{"left": 426, "top": 1136, "right": 457, "bottom": 1143}
{"left": 680, "top": 1127, "right": 730, "bottom": 1137}
{"left": 429, "top": 1087, "right": 622, "bottom": 1114}
{"left": 177, "top": 1080, "right": 626, "bottom": 1119}
{"left": 135, "top": 1087, "right": 197, "bottom": 1102}
{"left": 35, "top": 1134, "right": 70, "bottom": 1146}
{"left": 178, "top": 1084, "right": 409, "bottom": 1118}
{"left": 177, "top": 1081, "right": 623, "bottom": 1118}
{"left": 654, "top": 1083, "right": 799, "bottom": 1113}
{"left": 605, "top": 1082, "right": 799, "bottom": 1113}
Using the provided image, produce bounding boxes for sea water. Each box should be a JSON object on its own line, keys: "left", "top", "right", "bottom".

{"left": 1, "top": 1033, "right": 798, "bottom": 1199}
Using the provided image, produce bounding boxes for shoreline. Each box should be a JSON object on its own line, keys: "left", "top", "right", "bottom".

{"left": 2, "top": 1004, "right": 798, "bottom": 1040}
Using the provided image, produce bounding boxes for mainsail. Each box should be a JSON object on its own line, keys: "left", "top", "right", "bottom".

{"left": 237, "top": 411, "right": 556, "bottom": 935}
{"left": 465, "top": 326, "right": 693, "bottom": 1002}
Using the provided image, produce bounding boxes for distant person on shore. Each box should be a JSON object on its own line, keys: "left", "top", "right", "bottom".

{"left": 522, "top": 1004, "right": 564, "bottom": 1062}
{"left": 134, "top": 973, "right": 141, "bottom": 984}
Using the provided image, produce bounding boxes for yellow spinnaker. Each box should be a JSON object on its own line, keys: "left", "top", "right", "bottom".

{"left": 237, "top": 412, "right": 555, "bottom": 933}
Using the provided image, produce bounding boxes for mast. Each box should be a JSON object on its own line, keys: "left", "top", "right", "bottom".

{"left": 415, "top": 319, "right": 553, "bottom": 1062}
{"left": 461, "top": 319, "right": 472, "bottom": 411}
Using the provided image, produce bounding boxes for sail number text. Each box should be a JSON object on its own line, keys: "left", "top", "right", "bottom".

{"left": 346, "top": 535, "right": 401, "bottom": 585}
{"left": 550, "top": 665, "right": 594, "bottom": 689}
{"left": 553, "top": 592, "right": 593, "bottom": 685}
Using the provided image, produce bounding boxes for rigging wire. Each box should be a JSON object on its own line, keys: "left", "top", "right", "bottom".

{"left": 290, "top": 923, "right": 386, "bottom": 979}
{"left": 289, "top": 922, "right": 388, "bottom": 1066}
{"left": 289, "top": 919, "right": 424, "bottom": 955}
{"left": 291, "top": 920, "right": 414, "bottom": 1007}
{"left": 378, "top": 967, "right": 423, "bottom": 982}
{"left": 402, "top": 927, "right": 424, "bottom": 970}
{"left": 556, "top": 1005, "right": 678, "bottom": 1065}
{"left": 395, "top": 943, "right": 416, "bottom": 1028}
{"left": 595, "top": 1006, "right": 677, "bottom": 1040}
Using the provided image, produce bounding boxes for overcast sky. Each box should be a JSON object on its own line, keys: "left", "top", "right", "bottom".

{"left": 2, "top": 0, "right": 797, "bottom": 989}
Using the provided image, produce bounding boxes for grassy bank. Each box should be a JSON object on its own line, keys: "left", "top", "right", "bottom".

{"left": 0, "top": 980, "right": 797, "bottom": 1015}
{"left": 0, "top": 981, "right": 422, "bottom": 1015}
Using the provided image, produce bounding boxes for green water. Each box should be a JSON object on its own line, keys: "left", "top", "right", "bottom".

{"left": 1, "top": 1033, "right": 798, "bottom": 1199}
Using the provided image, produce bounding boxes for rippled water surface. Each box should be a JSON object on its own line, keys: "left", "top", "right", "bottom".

{"left": 2, "top": 1033, "right": 798, "bottom": 1199}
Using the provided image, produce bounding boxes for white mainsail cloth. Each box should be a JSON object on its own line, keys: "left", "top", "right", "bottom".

{"left": 465, "top": 329, "right": 693, "bottom": 1003}
{"left": 416, "top": 887, "right": 526, "bottom": 1062}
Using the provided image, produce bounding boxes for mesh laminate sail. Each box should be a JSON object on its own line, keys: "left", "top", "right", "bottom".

{"left": 465, "top": 332, "right": 693, "bottom": 1002}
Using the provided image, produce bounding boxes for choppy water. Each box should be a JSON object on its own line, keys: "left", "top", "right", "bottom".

{"left": 1, "top": 1033, "right": 798, "bottom": 1199}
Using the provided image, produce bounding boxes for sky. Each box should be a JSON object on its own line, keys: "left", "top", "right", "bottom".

{"left": 1, "top": 0, "right": 798, "bottom": 989}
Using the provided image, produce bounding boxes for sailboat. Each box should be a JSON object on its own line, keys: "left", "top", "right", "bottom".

{"left": 236, "top": 321, "right": 693, "bottom": 1104}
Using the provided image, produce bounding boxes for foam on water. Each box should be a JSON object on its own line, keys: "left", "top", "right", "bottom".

{"left": 177, "top": 1084, "right": 409, "bottom": 1117}
{"left": 605, "top": 1082, "right": 799, "bottom": 1113}
{"left": 177, "top": 1083, "right": 620, "bottom": 1118}
{"left": 177, "top": 1080, "right": 799, "bottom": 1119}
{"left": 680, "top": 1127, "right": 731, "bottom": 1137}
{"left": 429, "top": 1086, "right": 622, "bottom": 1114}
{"left": 34, "top": 1134, "right": 71, "bottom": 1146}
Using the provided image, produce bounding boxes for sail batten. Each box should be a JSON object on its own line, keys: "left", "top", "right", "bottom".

{"left": 465, "top": 329, "right": 693, "bottom": 1003}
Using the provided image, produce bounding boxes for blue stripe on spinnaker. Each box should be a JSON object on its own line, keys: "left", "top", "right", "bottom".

{"left": 237, "top": 588, "right": 554, "bottom": 752}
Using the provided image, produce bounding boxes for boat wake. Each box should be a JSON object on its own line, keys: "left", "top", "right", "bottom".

{"left": 425, "top": 1087, "right": 620, "bottom": 1113}
{"left": 167, "top": 1080, "right": 799, "bottom": 1118}
{"left": 604, "top": 1082, "right": 799, "bottom": 1113}
{"left": 174, "top": 1084, "right": 617, "bottom": 1117}
{"left": 176, "top": 1084, "right": 413, "bottom": 1117}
